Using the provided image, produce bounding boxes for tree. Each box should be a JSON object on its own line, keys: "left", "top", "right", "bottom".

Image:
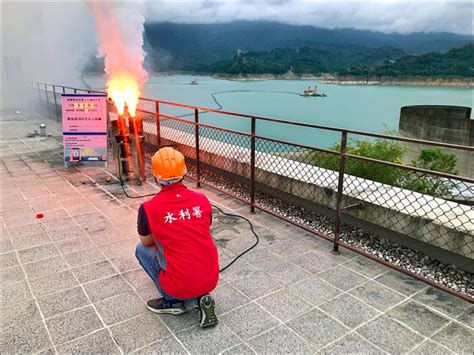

{"left": 411, "top": 148, "right": 458, "bottom": 174}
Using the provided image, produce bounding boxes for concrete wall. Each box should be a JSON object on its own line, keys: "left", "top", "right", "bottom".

{"left": 399, "top": 105, "right": 473, "bottom": 177}
{"left": 146, "top": 125, "right": 474, "bottom": 272}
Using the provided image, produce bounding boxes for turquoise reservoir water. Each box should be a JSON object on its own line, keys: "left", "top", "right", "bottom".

{"left": 86, "top": 75, "right": 473, "bottom": 149}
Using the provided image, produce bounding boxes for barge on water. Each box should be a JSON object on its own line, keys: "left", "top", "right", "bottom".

{"left": 301, "top": 85, "right": 327, "bottom": 97}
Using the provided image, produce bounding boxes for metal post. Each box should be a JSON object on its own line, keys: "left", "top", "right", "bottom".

{"left": 250, "top": 117, "right": 256, "bottom": 212}
{"left": 195, "top": 109, "right": 201, "bottom": 188}
{"left": 52, "top": 85, "right": 59, "bottom": 122}
{"left": 74, "top": 88, "right": 77, "bottom": 94}
{"left": 36, "top": 82, "right": 42, "bottom": 114}
{"left": 332, "top": 131, "right": 348, "bottom": 254}
{"left": 62, "top": 86, "right": 66, "bottom": 94}
{"left": 155, "top": 101, "right": 161, "bottom": 148}
{"left": 44, "top": 84, "right": 50, "bottom": 118}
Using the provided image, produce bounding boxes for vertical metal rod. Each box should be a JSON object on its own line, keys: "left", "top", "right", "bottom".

{"left": 155, "top": 101, "right": 161, "bottom": 148}
{"left": 250, "top": 117, "right": 256, "bottom": 212}
{"left": 132, "top": 116, "right": 146, "bottom": 182}
{"left": 52, "top": 85, "right": 59, "bottom": 122}
{"left": 74, "top": 88, "right": 77, "bottom": 94}
{"left": 62, "top": 86, "right": 66, "bottom": 94}
{"left": 195, "top": 109, "right": 201, "bottom": 188}
{"left": 44, "top": 84, "right": 50, "bottom": 118}
{"left": 36, "top": 82, "right": 42, "bottom": 114}
{"left": 332, "top": 131, "right": 348, "bottom": 254}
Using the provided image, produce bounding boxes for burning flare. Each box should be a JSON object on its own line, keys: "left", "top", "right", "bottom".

{"left": 107, "top": 73, "right": 140, "bottom": 116}
{"left": 88, "top": 2, "right": 147, "bottom": 117}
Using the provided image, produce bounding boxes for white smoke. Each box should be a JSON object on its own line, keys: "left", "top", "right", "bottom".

{"left": 1, "top": 2, "right": 97, "bottom": 109}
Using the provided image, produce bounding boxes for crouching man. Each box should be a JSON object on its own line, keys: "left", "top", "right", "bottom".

{"left": 135, "top": 147, "right": 219, "bottom": 328}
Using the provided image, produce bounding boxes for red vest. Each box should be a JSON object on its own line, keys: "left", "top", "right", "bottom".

{"left": 143, "top": 182, "right": 219, "bottom": 299}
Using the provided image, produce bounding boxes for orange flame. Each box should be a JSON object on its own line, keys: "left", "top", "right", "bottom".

{"left": 107, "top": 73, "right": 140, "bottom": 117}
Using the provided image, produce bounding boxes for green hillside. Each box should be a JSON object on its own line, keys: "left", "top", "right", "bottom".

{"left": 341, "top": 43, "right": 474, "bottom": 77}
{"left": 198, "top": 45, "right": 406, "bottom": 75}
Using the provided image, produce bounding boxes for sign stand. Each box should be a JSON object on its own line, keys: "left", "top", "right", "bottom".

{"left": 61, "top": 94, "right": 108, "bottom": 167}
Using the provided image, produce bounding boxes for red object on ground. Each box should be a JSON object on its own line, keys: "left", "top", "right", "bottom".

{"left": 36, "top": 213, "right": 44, "bottom": 219}
{"left": 143, "top": 182, "right": 219, "bottom": 299}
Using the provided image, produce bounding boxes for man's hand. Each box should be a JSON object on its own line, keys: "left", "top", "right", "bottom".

{"left": 139, "top": 234, "right": 155, "bottom": 247}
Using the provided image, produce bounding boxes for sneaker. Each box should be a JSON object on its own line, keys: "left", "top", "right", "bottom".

{"left": 147, "top": 298, "right": 186, "bottom": 315}
{"left": 198, "top": 294, "right": 218, "bottom": 328}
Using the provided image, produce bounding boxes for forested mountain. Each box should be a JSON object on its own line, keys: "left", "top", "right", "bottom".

{"left": 84, "top": 21, "right": 472, "bottom": 73}
{"left": 199, "top": 45, "right": 406, "bottom": 75}
{"left": 341, "top": 44, "right": 474, "bottom": 77}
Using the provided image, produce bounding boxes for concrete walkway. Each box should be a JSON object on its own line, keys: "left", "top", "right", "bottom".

{"left": 0, "top": 111, "right": 472, "bottom": 354}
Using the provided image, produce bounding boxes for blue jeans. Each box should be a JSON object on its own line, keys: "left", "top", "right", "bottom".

{"left": 135, "top": 242, "right": 195, "bottom": 303}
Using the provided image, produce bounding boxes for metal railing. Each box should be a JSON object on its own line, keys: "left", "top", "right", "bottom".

{"left": 29, "top": 82, "right": 474, "bottom": 302}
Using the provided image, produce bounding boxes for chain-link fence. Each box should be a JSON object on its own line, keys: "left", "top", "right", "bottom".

{"left": 30, "top": 82, "right": 474, "bottom": 300}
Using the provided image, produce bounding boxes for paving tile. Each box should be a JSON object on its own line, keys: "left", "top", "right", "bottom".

{"left": 320, "top": 333, "right": 383, "bottom": 354}
{"left": 247, "top": 324, "right": 312, "bottom": 354}
{"left": 18, "top": 243, "right": 59, "bottom": 263}
{"left": 7, "top": 222, "right": 45, "bottom": 238}
{"left": 55, "top": 235, "right": 95, "bottom": 254}
{"left": 343, "top": 256, "right": 388, "bottom": 278}
{"left": 83, "top": 274, "right": 133, "bottom": 302}
{"left": 293, "top": 251, "right": 339, "bottom": 274}
{"left": 71, "top": 260, "right": 118, "bottom": 284}
{"left": 95, "top": 291, "right": 146, "bottom": 325}
{"left": 349, "top": 280, "right": 406, "bottom": 311}
{"left": 158, "top": 307, "right": 202, "bottom": 333}
{"left": 230, "top": 271, "right": 283, "bottom": 299}
{"left": 386, "top": 300, "right": 450, "bottom": 336}
{"left": 288, "top": 276, "right": 341, "bottom": 306}
{"left": 356, "top": 315, "right": 424, "bottom": 353}
{"left": 29, "top": 270, "right": 79, "bottom": 297}
{"left": 176, "top": 323, "right": 239, "bottom": 355}
{"left": 47, "top": 226, "right": 87, "bottom": 242}
{"left": 46, "top": 305, "right": 103, "bottom": 346}
{"left": 41, "top": 216, "right": 78, "bottom": 231}
{"left": 0, "top": 265, "right": 25, "bottom": 285}
{"left": 412, "top": 286, "right": 471, "bottom": 318}
{"left": 23, "top": 255, "right": 68, "bottom": 279}
{"left": 0, "top": 299, "right": 42, "bottom": 333}
{"left": 0, "top": 280, "right": 32, "bottom": 307}
{"left": 0, "top": 251, "right": 19, "bottom": 269}
{"left": 213, "top": 283, "right": 251, "bottom": 315}
{"left": 0, "top": 321, "right": 52, "bottom": 353}
{"left": 111, "top": 313, "right": 170, "bottom": 352}
{"left": 220, "top": 260, "right": 258, "bottom": 283}
{"left": 266, "top": 238, "right": 315, "bottom": 260}
{"left": 56, "top": 328, "right": 120, "bottom": 354}
{"left": 88, "top": 228, "right": 128, "bottom": 246}
{"left": 286, "top": 308, "right": 349, "bottom": 349}
{"left": 431, "top": 321, "right": 473, "bottom": 354}
{"left": 64, "top": 247, "right": 107, "bottom": 268}
{"left": 221, "top": 302, "right": 280, "bottom": 340}
{"left": 319, "top": 293, "right": 380, "bottom": 328}
{"left": 457, "top": 305, "right": 474, "bottom": 328}
{"left": 318, "top": 265, "right": 368, "bottom": 291}
{"left": 134, "top": 335, "right": 188, "bottom": 354}
{"left": 222, "top": 342, "right": 255, "bottom": 354}
{"left": 242, "top": 249, "right": 286, "bottom": 271}
{"left": 412, "top": 340, "right": 454, "bottom": 354}
{"left": 109, "top": 254, "right": 140, "bottom": 273}
{"left": 123, "top": 268, "right": 155, "bottom": 289}
{"left": 37, "top": 286, "right": 90, "bottom": 318}
{"left": 0, "top": 238, "right": 13, "bottom": 253}
{"left": 257, "top": 289, "right": 312, "bottom": 322}
{"left": 375, "top": 270, "right": 428, "bottom": 296}
{"left": 263, "top": 261, "right": 312, "bottom": 286}
{"left": 11, "top": 231, "right": 51, "bottom": 250}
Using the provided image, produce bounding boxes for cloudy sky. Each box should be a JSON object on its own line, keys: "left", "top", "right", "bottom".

{"left": 145, "top": 0, "right": 473, "bottom": 35}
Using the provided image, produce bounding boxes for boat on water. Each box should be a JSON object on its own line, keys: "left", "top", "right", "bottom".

{"left": 190, "top": 80, "right": 199, "bottom": 85}
{"left": 301, "top": 85, "right": 326, "bottom": 97}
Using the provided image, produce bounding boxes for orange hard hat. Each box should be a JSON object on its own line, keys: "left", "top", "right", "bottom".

{"left": 151, "top": 147, "right": 187, "bottom": 181}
